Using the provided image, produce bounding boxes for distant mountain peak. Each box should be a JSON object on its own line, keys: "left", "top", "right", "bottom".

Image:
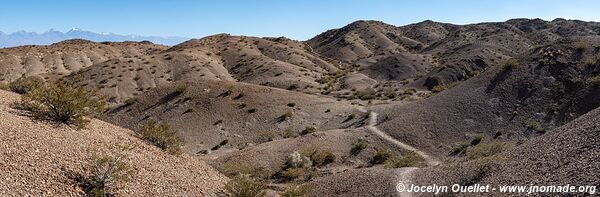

{"left": 0, "top": 29, "right": 190, "bottom": 48}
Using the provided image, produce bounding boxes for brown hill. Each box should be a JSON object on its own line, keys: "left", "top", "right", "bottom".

{"left": 0, "top": 40, "right": 166, "bottom": 83}
{"left": 105, "top": 79, "right": 362, "bottom": 155}
{"left": 0, "top": 90, "right": 227, "bottom": 196}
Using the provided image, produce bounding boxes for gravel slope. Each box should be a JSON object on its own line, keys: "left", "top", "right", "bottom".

{"left": 0, "top": 90, "right": 227, "bottom": 196}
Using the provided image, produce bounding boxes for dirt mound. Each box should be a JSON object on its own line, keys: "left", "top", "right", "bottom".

{"left": 0, "top": 90, "right": 227, "bottom": 196}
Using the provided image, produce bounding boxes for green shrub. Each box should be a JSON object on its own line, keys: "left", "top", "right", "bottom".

{"left": 431, "top": 85, "right": 446, "bottom": 93}
{"left": 8, "top": 77, "right": 42, "bottom": 94}
{"left": 588, "top": 75, "right": 600, "bottom": 86}
{"left": 225, "top": 175, "right": 267, "bottom": 197}
{"left": 526, "top": 120, "right": 546, "bottom": 133}
{"left": 575, "top": 41, "right": 587, "bottom": 52}
{"left": 280, "top": 111, "right": 293, "bottom": 120}
{"left": 493, "top": 130, "right": 504, "bottom": 139}
{"left": 85, "top": 151, "right": 132, "bottom": 197}
{"left": 466, "top": 141, "right": 508, "bottom": 160}
{"left": 451, "top": 142, "right": 470, "bottom": 155}
{"left": 355, "top": 88, "right": 376, "bottom": 100}
{"left": 138, "top": 119, "right": 184, "bottom": 155}
{"left": 282, "top": 185, "right": 312, "bottom": 197}
{"left": 351, "top": 138, "right": 368, "bottom": 154}
{"left": 256, "top": 131, "right": 278, "bottom": 143}
{"left": 280, "top": 167, "right": 310, "bottom": 181}
{"left": 300, "top": 126, "right": 316, "bottom": 135}
{"left": 218, "top": 163, "right": 269, "bottom": 180}
{"left": 471, "top": 135, "right": 484, "bottom": 145}
{"left": 308, "top": 150, "right": 336, "bottom": 167}
{"left": 282, "top": 127, "right": 298, "bottom": 139}
{"left": 174, "top": 84, "right": 188, "bottom": 94}
{"left": 15, "top": 82, "right": 106, "bottom": 128}
{"left": 371, "top": 149, "right": 393, "bottom": 164}
{"left": 502, "top": 58, "right": 519, "bottom": 70}
{"left": 384, "top": 151, "right": 425, "bottom": 168}
{"left": 123, "top": 97, "right": 138, "bottom": 106}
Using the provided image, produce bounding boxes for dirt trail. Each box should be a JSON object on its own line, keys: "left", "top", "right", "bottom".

{"left": 356, "top": 107, "right": 440, "bottom": 196}
{"left": 357, "top": 107, "right": 440, "bottom": 166}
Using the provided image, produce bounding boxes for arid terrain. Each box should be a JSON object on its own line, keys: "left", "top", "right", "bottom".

{"left": 1, "top": 18, "right": 599, "bottom": 196}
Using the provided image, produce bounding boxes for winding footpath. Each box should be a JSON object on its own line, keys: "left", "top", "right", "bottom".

{"left": 357, "top": 107, "right": 440, "bottom": 197}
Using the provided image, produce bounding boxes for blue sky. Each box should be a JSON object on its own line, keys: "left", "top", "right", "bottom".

{"left": 1, "top": 0, "right": 599, "bottom": 40}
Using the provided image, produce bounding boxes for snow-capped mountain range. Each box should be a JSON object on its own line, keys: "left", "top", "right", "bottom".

{"left": 0, "top": 28, "right": 190, "bottom": 48}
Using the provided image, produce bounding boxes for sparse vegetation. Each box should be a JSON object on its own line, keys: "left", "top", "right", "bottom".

{"left": 225, "top": 175, "right": 267, "bottom": 197}
{"left": 287, "top": 102, "right": 296, "bottom": 107}
{"left": 256, "top": 131, "right": 278, "bottom": 143}
{"left": 217, "top": 162, "right": 269, "bottom": 180}
{"left": 301, "top": 148, "right": 336, "bottom": 167}
{"left": 502, "top": 58, "right": 519, "bottom": 70}
{"left": 282, "top": 184, "right": 312, "bottom": 197}
{"left": 451, "top": 142, "right": 471, "bottom": 155}
{"left": 247, "top": 108, "right": 257, "bottom": 113}
{"left": 123, "top": 97, "right": 138, "bottom": 106}
{"left": 351, "top": 138, "right": 368, "bottom": 155}
{"left": 138, "top": 119, "right": 184, "bottom": 155}
{"left": 471, "top": 135, "right": 484, "bottom": 145}
{"left": 8, "top": 77, "right": 42, "bottom": 94}
{"left": 300, "top": 126, "right": 316, "bottom": 135}
{"left": 174, "top": 84, "right": 188, "bottom": 94}
{"left": 371, "top": 149, "right": 392, "bottom": 164}
{"left": 15, "top": 82, "right": 106, "bottom": 128}
{"left": 588, "top": 75, "right": 600, "bottom": 86}
{"left": 279, "top": 111, "right": 294, "bottom": 120}
{"left": 466, "top": 141, "right": 508, "bottom": 160}
{"left": 431, "top": 85, "right": 446, "bottom": 93}
{"left": 83, "top": 150, "right": 132, "bottom": 197}
{"left": 526, "top": 120, "right": 546, "bottom": 133}
{"left": 384, "top": 151, "right": 425, "bottom": 168}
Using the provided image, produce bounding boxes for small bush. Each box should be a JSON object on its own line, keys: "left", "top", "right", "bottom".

{"left": 174, "top": 84, "right": 188, "bottom": 94}
{"left": 575, "top": 41, "right": 587, "bottom": 52}
{"left": 225, "top": 175, "right": 267, "bottom": 197}
{"left": 279, "top": 111, "right": 293, "bottom": 120}
{"left": 588, "top": 75, "right": 600, "bottom": 86}
{"left": 256, "top": 131, "right": 278, "bottom": 143}
{"left": 8, "top": 77, "right": 42, "bottom": 94}
{"left": 502, "top": 58, "right": 519, "bottom": 70}
{"left": 355, "top": 88, "right": 376, "bottom": 100}
{"left": 123, "top": 97, "right": 138, "bottom": 106}
{"left": 247, "top": 108, "right": 257, "bottom": 113}
{"left": 15, "top": 82, "right": 106, "bottom": 128}
{"left": 138, "top": 119, "right": 184, "bottom": 155}
{"left": 384, "top": 151, "right": 425, "bottom": 168}
{"left": 431, "top": 85, "right": 446, "bottom": 93}
{"left": 526, "top": 120, "right": 546, "bottom": 133}
{"left": 282, "top": 185, "right": 311, "bottom": 197}
{"left": 304, "top": 149, "right": 336, "bottom": 167}
{"left": 471, "top": 135, "right": 484, "bottom": 145}
{"left": 466, "top": 141, "right": 508, "bottom": 160}
{"left": 287, "top": 102, "right": 296, "bottom": 107}
{"left": 451, "top": 142, "right": 470, "bottom": 155}
{"left": 351, "top": 138, "right": 368, "bottom": 154}
{"left": 84, "top": 151, "right": 132, "bottom": 197}
{"left": 371, "top": 149, "right": 392, "bottom": 164}
{"left": 493, "top": 130, "right": 504, "bottom": 139}
{"left": 282, "top": 127, "right": 298, "bottom": 139}
{"left": 218, "top": 163, "right": 269, "bottom": 180}
{"left": 300, "top": 126, "right": 316, "bottom": 135}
